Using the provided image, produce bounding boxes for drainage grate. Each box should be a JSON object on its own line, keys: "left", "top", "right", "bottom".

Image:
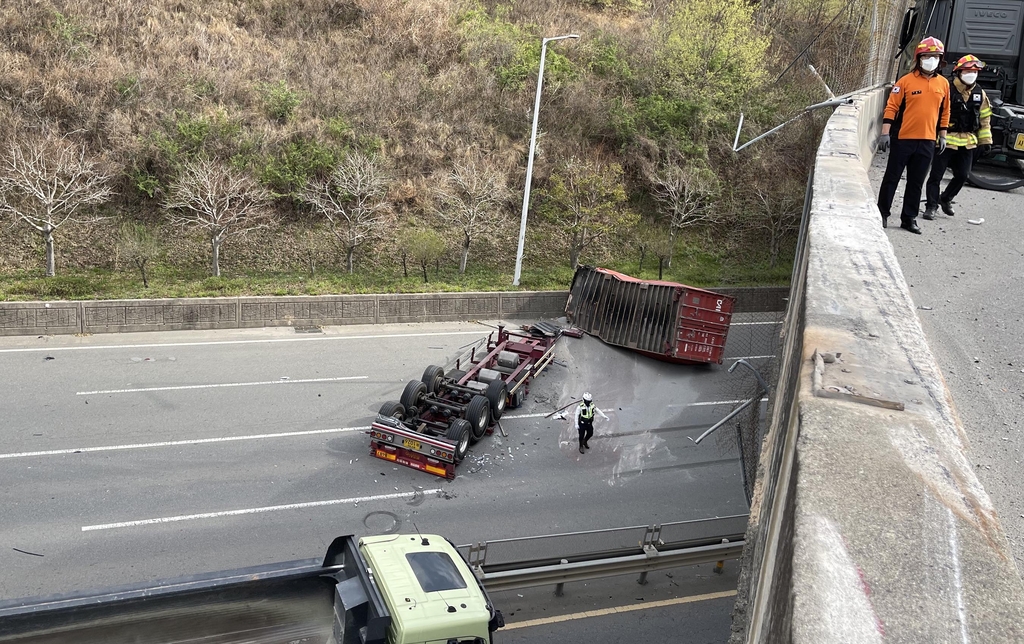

{"left": 293, "top": 326, "right": 324, "bottom": 334}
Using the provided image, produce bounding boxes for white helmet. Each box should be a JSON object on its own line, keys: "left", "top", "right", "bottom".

{"left": 582, "top": 392, "right": 593, "bottom": 402}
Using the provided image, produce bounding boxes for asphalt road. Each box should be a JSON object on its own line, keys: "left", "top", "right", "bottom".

{"left": 0, "top": 316, "right": 777, "bottom": 640}
{"left": 871, "top": 153, "right": 1024, "bottom": 575}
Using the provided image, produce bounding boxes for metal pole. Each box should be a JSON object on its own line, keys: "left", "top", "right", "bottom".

{"left": 512, "top": 34, "right": 579, "bottom": 287}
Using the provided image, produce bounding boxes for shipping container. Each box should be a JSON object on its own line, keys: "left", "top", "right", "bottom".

{"left": 565, "top": 266, "right": 735, "bottom": 365}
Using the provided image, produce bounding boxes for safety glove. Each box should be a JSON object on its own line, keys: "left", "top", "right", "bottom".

{"left": 876, "top": 134, "right": 890, "bottom": 153}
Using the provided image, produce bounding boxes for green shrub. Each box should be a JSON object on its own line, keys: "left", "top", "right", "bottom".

{"left": 260, "top": 138, "right": 342, "bottom": 195}
{"left": 260, "top": 80, "right": 302, "bottom": 122}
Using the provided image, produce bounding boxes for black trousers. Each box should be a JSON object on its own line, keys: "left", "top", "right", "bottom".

{"left": 578, "top": 421, "right": 593, "bottom": 447}
{"left": 926, "top": 147, "right": 975, "bottom": 208}
{"left": 877, "top": 139, "right": 935, "bottom": 225}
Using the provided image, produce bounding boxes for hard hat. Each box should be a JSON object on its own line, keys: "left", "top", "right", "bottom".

{"left": 915, "top": 37, "right": 944, "bottom": 57}
{"left": 582, "top": 392, "right": 593, "bottom": 402}
{"left": 954, "top": 54, "right": 985, "bottom": 71}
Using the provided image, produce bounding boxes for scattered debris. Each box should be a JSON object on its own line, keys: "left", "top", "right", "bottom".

{"left": 967, "top": 218, "right": 984, "bottom": 225}
{"left": 44, "top": 356, "right": 54, "bottom": 361}
{"left": 13, "top": 548, "right": 43, "bottom": 557}
{"left": 918, "top": 306, "right": 933, "bottom": 310}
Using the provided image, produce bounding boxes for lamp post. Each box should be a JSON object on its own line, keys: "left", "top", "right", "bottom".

{"left": 512, "top": 33, "right": 580, "bottom": 287}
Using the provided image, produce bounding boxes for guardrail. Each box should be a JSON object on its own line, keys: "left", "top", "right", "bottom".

{"left": 460, "top": 515, "right": 748, "bottom": 593}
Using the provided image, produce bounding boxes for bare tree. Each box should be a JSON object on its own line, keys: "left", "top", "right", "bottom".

{"left": 298, "top": 152, "right": 391, "bottom": 273}
{"left": 749, "top": 185, "right": 802, "bottom": 268}
{"left": 117, "top": 222, "right": 161, "bottom": 288}
{"left": 163, "top": 157, "right": 272, "bottom": 277}
{"left": 433, "top": 159, "right": 508, "bottom": 274}
{"left": 0, "top": 135, "right": 113, "bottom": 276}
{"left": 649, "top": 164, "right": 716, "bottom": 267}
{"left": 539, "top": 157, "right": 635, "bottom": 270}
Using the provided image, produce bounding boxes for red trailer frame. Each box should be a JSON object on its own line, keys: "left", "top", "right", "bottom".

{"left": 369, "top": 325, "right": 559, "bottom": 480}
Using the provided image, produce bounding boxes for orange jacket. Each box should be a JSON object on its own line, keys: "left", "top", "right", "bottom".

{"left": 883, "top": 70, "right": 951, "bottom": 141}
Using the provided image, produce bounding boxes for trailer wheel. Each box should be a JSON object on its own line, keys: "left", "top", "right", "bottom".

{"left": 485, "top": 379, "right": 508, "bottom": 420}
{"left": 400, "top": 380, "right": 427, "bottom": 414}
{"left": 378, "top": 401, "right": 405, "bottom": 420}
{"left": 446, "top": 419, "right": 472, "bottom": 461}
{"left": 421, "top": 365, "right": 445, "bottom": 394}
{"left": 466, "top": 395, "right": 491, "bottom": 440}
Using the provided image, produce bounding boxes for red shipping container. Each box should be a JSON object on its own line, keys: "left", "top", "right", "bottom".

{"left": 565, "top": 266, "right": 735, "bottom": 365}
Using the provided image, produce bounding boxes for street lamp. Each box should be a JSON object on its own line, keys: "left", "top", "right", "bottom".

{"left": 512, "top": 33, "right": 580, "bottom": 287}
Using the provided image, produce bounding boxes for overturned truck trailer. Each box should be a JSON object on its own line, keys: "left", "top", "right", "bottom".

{"left": 566, "top": 266, "right": 735, "bottom": 365}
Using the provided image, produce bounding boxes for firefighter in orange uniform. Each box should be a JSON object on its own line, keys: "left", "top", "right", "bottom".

{"left": 876, "top": 37, "right": 951, "bottom": 234}
{"left": 923, "top": 55, "right": 993, "bottom": 219}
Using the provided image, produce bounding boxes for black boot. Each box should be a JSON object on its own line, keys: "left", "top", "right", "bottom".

{"left": 922, "top": 206, "right": 937, "bottom": 220}
{"left": 579, "top": 445, "right": 585, "bottom": 454}
{"left": 900, "top": 220, "right": 922, "bottom": 234}
{"left": 940, "top": 199, "right": 955, "bottom": 216}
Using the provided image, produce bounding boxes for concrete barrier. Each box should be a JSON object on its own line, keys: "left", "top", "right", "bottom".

{"left": 735, "top": 89, "right": 1024, "bottom": 641}
{"left": 0, "top": 287, "right": 788, "bottom": 336}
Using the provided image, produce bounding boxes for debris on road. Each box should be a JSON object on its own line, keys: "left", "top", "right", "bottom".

{"left": 967, "top": 218, "right": 984, "bottom": 225}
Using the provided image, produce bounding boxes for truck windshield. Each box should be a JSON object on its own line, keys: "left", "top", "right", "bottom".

{"left": 406, "top": 552, "right": 468, "bottom": 593}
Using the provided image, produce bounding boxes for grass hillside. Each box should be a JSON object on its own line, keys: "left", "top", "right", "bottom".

{"left": 0, "top": 0, "right": 859, "bottom": 299}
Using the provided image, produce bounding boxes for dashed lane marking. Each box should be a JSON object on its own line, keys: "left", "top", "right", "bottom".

{"left": 81, "top": 489, "right": 444, "bottom": 531}
{"left": 503, "top": 590, "right": 738, "bottom": 630}
{"left": 0, "top": 330, "right": 485, "bottom": 353}
{"left": 76, "top": 375, "right": 368, "bottom": 396}
{"left": 0, "top": 426, "right": 370, "bottom": 460}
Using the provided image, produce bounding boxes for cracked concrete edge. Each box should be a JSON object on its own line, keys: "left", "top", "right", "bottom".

{"left": 791, "top": 89, "right": 1024, "bottom": 642}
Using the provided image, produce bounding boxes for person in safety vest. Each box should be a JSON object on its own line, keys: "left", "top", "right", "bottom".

{"left": 923, "top": 54, "right": 993, "bottom": 220}
{"left": 876, "top": 36, "right": 951, "bottom": 234}
{"left": 573, "top": 392, "right": 596, "bottom": 454}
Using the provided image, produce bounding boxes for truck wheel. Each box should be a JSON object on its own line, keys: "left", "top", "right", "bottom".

{"left": 445, "top": 419, "right": 472, "bottom": 461}
{"left": 968, "top": 159, "right": 1024, "bottom": 191}
{"left": 465, "top": 395, "right": 491, "bottom": 441}
{"left": 400, "top": 380, "right": 427, "bottom": 414}
{"left": 421, "top": 365, "right": 445, "bottom": 394}
{"left": 485, "top": 379, "right": 508, "bottom": 420}
{"left": 378, "top": 401, "right": 405, "bottom": 420}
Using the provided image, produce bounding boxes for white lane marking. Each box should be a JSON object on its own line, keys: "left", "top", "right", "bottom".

{"left": 0, "top": 330, "right": 485, "bottom": 354}
{"left": 724, "top": 355, "right": 774, "bottom": 360}
{"left": 0, "top": 426, "right": 370, "bottom": 460}
{"left": 81, "top": 489, "right": 443, "bottom": 532}
{"left": 731, "top": 321, "right": 782, "bottom": 326}
{"left": 76, "top": 375, "right": 367, "bottom": 396}
{"left": 504, "top": 590, "right": 738, "bottom": 630}
{"left": 672, "top": 398, "right": 769, "bottom": 407}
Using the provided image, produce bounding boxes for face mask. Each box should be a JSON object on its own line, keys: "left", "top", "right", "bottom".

{"left": 920, "top": 57, "right": 940, "bottom": 72}
{"left": 961, "top": 72, "right": 978, "bottom": 84}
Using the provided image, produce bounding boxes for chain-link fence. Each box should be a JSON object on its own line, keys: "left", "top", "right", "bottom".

{"left": 773, "top": 0, "right": 911, "bottom": 98}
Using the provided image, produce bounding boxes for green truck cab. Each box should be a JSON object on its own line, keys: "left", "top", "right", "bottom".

{"left": 0, "top": 533, "right": 504, "bottom": 644}
{"left": 355, "top": 534, "right": 503, "bottom": 644}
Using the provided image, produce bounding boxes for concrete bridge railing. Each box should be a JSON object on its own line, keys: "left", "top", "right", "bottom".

{"left": 733, "top": 88, "right": 1024, "bottom": 642}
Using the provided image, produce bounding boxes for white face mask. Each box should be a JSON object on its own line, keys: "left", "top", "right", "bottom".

{"left": 920, "top": 57, "right": 940, "bottom": 72}
{"left": 961, "top": 72, "right": 978, "bottom": 85}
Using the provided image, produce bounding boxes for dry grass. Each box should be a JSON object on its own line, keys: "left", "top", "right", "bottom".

{"left": 0, "top": 0, "right": 876, "bottom": 288}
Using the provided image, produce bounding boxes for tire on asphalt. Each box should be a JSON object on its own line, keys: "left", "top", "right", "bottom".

{"left": 400, "top": 380, "right": 427, "bottom": 414}
{"left": 446, "top": 419, "right": 472, "bottom": 461}
{"left": 485, "top": 379, "right": 508, "bottom": 420}
{"left": 378, "top": 400, "right": 405, "bottom": 420}
{"left": 465, "top": 395, "right": 491, "bottom": 441}
{"left": 421, "top": 365, "right": 445, "bottom": 394}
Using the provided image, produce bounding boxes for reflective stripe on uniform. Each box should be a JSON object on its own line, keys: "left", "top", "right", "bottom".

{"left": 946, "top": 133, "right": 977, "bottom": 146}
{"left": 580, "top": 403, "right": 594, "bottom": 420}
{"left": 980, "top": 106, "right": 993, "bottom": 118}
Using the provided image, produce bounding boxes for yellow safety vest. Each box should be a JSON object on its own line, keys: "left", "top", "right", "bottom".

{"left": 580, "top": 403, "right": 595, "bottom": 421}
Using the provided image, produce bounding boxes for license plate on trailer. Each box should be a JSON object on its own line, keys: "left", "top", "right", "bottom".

{"left": 403, "top": 438, "right": 421, "bottom": 451}
{"left": 1015, "top": 133, "right": 1024, "bottom": 151}
{"left": 376, "top": 450, "right": 395, "bottom": 461}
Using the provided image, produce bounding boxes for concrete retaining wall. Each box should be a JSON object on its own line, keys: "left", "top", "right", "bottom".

{"left": 0, "top": 287, "right": 787, "bottom": 336}
{"left": 738, "top": 88, "right": 1024, "bottom": 642}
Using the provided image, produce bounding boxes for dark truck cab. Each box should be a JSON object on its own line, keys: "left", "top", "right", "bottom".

{"left": 898, "top": 0, "right": 1024, "bottom": 189}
